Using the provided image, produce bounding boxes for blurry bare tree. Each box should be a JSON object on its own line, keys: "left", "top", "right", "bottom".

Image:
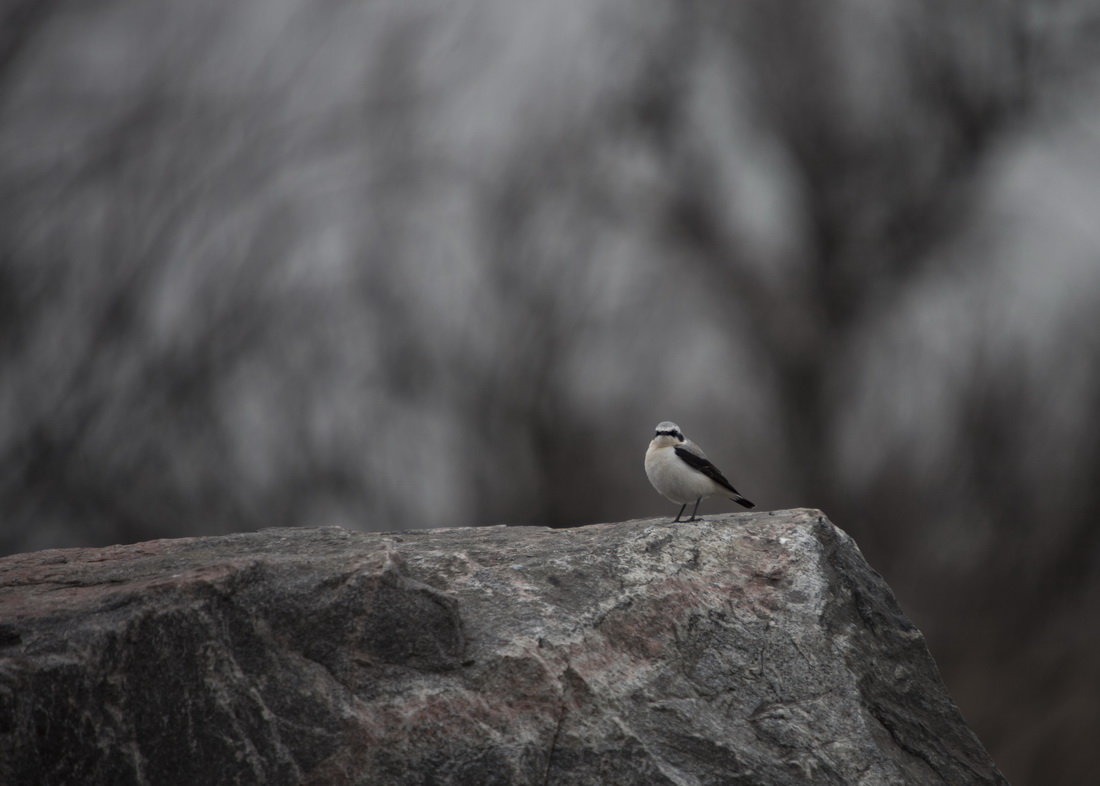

{"left": 1, "top": 0, "right": 1098, "bottom": 782}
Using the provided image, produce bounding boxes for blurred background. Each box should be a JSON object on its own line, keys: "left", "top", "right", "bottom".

{"left": 1, "top": 0, "right": 1098, "bottom": 781}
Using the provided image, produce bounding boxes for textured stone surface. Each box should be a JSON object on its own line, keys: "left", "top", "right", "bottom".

{"left": 0, "top": 509, "right": 1004, "bottom": 785}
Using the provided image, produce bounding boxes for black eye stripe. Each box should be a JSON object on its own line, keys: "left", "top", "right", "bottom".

{"left": 655, "top": 429, "right": 683, "bottom": 439}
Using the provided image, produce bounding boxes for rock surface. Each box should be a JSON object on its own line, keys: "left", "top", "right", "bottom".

{"left": 0, "top": 509, "right": 1003, "bottom": 785}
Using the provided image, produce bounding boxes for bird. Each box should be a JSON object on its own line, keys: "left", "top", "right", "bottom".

{"left": 645, "top": 421, "right": 755, "bottom": 522}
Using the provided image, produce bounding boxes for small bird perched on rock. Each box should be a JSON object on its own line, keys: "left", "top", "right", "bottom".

{"left": 645, "top": 421, "right": 755, "bottom": 522}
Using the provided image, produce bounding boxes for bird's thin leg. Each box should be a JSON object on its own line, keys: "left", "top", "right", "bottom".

{"left": 687, "top": 498, "right": 701, "bottom": 521}
{"left": 673, "top": 503, "right": 686, "bottom": 523}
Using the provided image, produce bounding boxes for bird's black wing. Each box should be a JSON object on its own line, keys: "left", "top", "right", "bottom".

{"left": 674, "top": 446, "right": 738, "bottom": 493}
{"left": 674, "top": 445, "right": 755, "bottom": 508}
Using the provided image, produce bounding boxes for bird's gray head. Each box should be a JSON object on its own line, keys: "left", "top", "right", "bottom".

{"left": 653, "top": 421, "right": 684, "bottom": 442}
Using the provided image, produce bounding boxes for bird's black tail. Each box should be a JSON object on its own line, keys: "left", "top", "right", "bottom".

{"left": 731, "top": 495, "right": 755, "bottom": 509}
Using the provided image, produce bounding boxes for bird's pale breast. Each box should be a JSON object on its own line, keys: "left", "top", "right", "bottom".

{"left": 645, "top": 443, "right": 718, "bottom": 504}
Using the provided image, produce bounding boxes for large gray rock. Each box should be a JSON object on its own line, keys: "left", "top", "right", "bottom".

{"left": 0, "top": 509, "right": 1003, "bottom": 785}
